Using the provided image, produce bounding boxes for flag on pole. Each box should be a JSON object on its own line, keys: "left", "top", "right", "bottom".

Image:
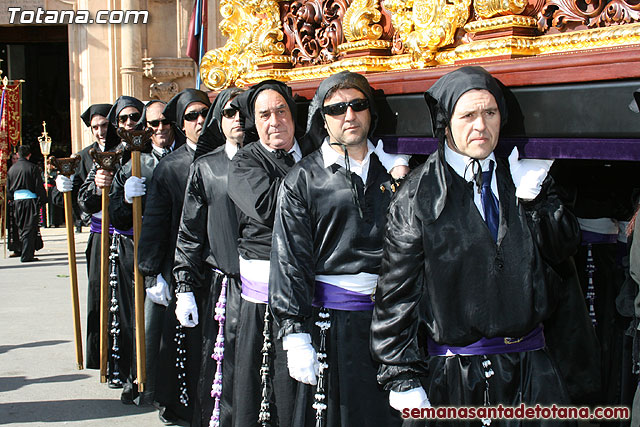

{"left": 186, "top": 0, "right": 208, "bottom": 89}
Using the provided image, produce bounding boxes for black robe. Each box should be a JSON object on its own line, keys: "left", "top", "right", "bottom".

{"left": 137, "top": 143, "right": 203, "bottom": 422}
{"left": 78, "top": 164, "right": 119, "bottom": 370}
{"left": 76, "top": 140, "right": 124, "bottom": 370}
{"left": 269, "top": 148, "right": 402, "bottom": 427}
{"left": 173, "top": 146, "right": 242, "bottom": 427}
{"left": 107, "top": 150, "right": 162, "bottom": 393}
{"left": 6, "top": 158, "right": 46, "bottom": 261}
{"left": 552, "top": 159, "right": 638, "bottom": 408}
{"left": 371, "top": 150, "right": 584, "bottom": 426}
{"left": 227, "top": 139, "right": 314, "bottom": 427}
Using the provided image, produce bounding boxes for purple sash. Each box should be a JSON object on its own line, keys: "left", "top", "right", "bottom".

{"left": 581, "top": 230, "right": 618, "bottom": 245}
{"left": 312, "top": 281, "right": 375, "bottom": 311}
{"left": 240, "top": 275, "right": 268, "bottom": 303}
{"left": 427, "top": 325, "right": 545, "bottom": 356}
{"left": 113, "top": 227, "right": 134, "bottom": 237}
{"left": 90, "top": 215, "right": 115, "bottom": 235}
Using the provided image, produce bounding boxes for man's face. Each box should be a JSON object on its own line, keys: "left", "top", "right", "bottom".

{"left": 118, "top": 106, "right": 141, "bottom": 131}
{"left": 254, "top": 89, "right": 295, "bottom": 151}
{"left": 182, "top": 101, "right": 208, "bottom": 143}
{"left": 323, "top": 88, "right": 370, "bottom": 147}
{"left": 220, "top": 98, "right": 244, "bottom": 146}
{"left": 146, "top": 102, "right": 174, "bottom": 148}
{"left": 90, "top": 115, "right": 109, "bottom": 145}
{"left": 446, "top": 89, "right": 500, "bottom": 160}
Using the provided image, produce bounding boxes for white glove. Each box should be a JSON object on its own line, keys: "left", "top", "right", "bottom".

{"left": 175, "top": 291, "right": 198, "bottom": 327}
{"left": 508, "top": 147, "right": 554, "bottom": 201}
{"left": 124, "top": 176, "right": 146, "bottom": 204}
{"left": 56, "top": 175, "right": 73, "bottom": 193}
{"left": 146, "top": 274, "right": 171, "bottom": 307}
{"left": 375, "top": 139, "right": 410, "bottom": 173}
{"left": 282, "top": 333, "right": 319, "bottom": 385}
{"left": 389, "top": 387, "right": 431, "bottom": 411}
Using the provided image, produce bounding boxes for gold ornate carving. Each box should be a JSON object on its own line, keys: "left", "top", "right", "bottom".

{"left": 474, "top": 0, "right": 528, "bottom": 19}
{"left": 343, "top": 0, "right": 383, "bottom": 42}
{"left": 201, "top": 0, "right": 640, "bottom": 89}
{"left": 463, "top": 15, "right": 538, "bottom": 33}
{"left": 337, "top": 39, "right": 392, "bottom": 52}
{"left": 201, "top": 0, "right": 288, "bottom": 90}
{"left": 455, "top": 22, "right": 640, "bottom": 60}
{"left": 385, "top": 0, "right": 472, "bottom": 65}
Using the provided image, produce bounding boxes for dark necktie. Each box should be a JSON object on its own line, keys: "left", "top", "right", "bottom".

{"left": 160, "top": 147, "right": 171, "bottom": 158}
{"left": 275, "top": 149, "right": 295, "bottom": 167}
{"left": 481, "top": 160, "right": 499, "bottom": 242}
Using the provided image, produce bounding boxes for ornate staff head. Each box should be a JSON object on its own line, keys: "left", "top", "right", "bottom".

{"left": 89, "top": 148, "right": 122, "bottom": 172}
{"left": 116, "top": 127, "right": 153, "bottom": 152}
{"left": 50, "top": 155, "right": 81, "bottom": 178}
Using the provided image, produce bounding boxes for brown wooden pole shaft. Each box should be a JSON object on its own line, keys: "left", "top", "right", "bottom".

{"left": 63, "top": 191, "right": 84, "bottom": 370}
{"left": 3, "top": 183, "right": 6, "bottom": 259}
{"left": 131, "top": 151, "right": 146, "bottom": 392}
{"left": 99, "top": 187, "right": 110, "bottom": 383}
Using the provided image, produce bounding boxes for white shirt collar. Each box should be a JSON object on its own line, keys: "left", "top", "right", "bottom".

{"left": 152, "top": 141, "right": 176, "bottom": 156}
{"left": 321, "top": 138, "right": 375, "bottom": 180}
{"left": 225, "top": 141, "right": 239, "bottom": 160}
{"left": 444, "top": 141, "right": 496, "bottom": 182}
{"left": 186, "top": 138, "right": 197, "bottom": 152}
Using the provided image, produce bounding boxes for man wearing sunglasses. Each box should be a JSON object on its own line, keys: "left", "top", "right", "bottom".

{"left": 130, "top": 88, "right": 212, "bottom": 424}
{"left": 109, "top": 98, "right": 183, "bottom": 410}
{"left": 77, "top": 96, "right": 144, "bottom": 397}
{"left": 173, "top": 87, "right": 245, "bottom": 426}
{"left": 55, "top": 103, "right": 120, "bottom": 372}
{"left": 268, "top": 71, "right": 408, "bottom": 427}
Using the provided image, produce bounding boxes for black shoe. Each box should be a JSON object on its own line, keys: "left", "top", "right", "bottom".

{"left": 158, "top": 406, "right": 180, "bottom": 425}
{"left": 120, "top": 383, "right": 137, "bottom": 405}
{"left": 138, "top": 391, "right": 155, "bottom": 407}
{"left": 108, "top": 379, "right": 123, "bottom": 389}
{"left": 21, "top": 257, "right": 40, "bottom": 263}
{"left": 9, "top": 252, "right": 20, "bottom": 258}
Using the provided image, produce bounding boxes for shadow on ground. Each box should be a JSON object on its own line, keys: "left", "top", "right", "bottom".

{"left": 0, "top": 340, "right": 68, "bottom": 355}
{"left": 0, "top": 373, "right": 90, "bottom": 393}
{"left": 0, "top": 399, "right": 155, "bottom": 424}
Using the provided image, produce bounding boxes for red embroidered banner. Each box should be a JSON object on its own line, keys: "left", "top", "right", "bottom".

{"left": 0, "top": 82, "right": 22, "bottom": 237}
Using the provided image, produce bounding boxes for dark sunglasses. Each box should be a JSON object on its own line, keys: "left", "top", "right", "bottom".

{"left": 183, "top": 109, "right": 209, "bottom": 122}
{"left": 322, "top": 98, "right": 369, "bottom": 117}
{"left": 118, "top": 112, "right": 141, "bottom": 123}
{"left": 221, "top": 107, "right": 239, "bottom": 119}
{"left": 147, "top": 118, "right": 171, "bottom": 127}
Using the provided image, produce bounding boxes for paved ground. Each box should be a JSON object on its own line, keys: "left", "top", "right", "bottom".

{"left": 0, "top": 227, "right": 163, "bottom": 426}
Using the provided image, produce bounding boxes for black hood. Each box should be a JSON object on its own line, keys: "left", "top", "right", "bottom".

{"left": 304, "top": 71, "right": 378, "bottom": 148}
{"left": 195, "top": 87, "right": 244, "bottom": 160}
{"left": 163, "top": 88, "right": 211, "bottom": 129}
{"left": 81, "top": 103, "right": 112, "bottom": 127}
{"left": 81, "top": 103, "right": 120, "bottom": 151}
{"left": 424, "top": 66, "right": 507, "bottom": 144}
{"left": 107, "top": 96, "right": 145, "bottom": 128}
{"left": 230, "top": 80, "right": 297, "bottom": 143}
{"left": 137, "top": 100, "right": 166, "bottom": 128}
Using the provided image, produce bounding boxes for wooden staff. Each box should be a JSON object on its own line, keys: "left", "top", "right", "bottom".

{"left": 117, "top": 127, "right": 153, "bottom": 392}
{"left": 90, "top": 148, "right": 122, "bottom": 383}
{"left": 50, "top": 155, "right": 83, "bottom": 369}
